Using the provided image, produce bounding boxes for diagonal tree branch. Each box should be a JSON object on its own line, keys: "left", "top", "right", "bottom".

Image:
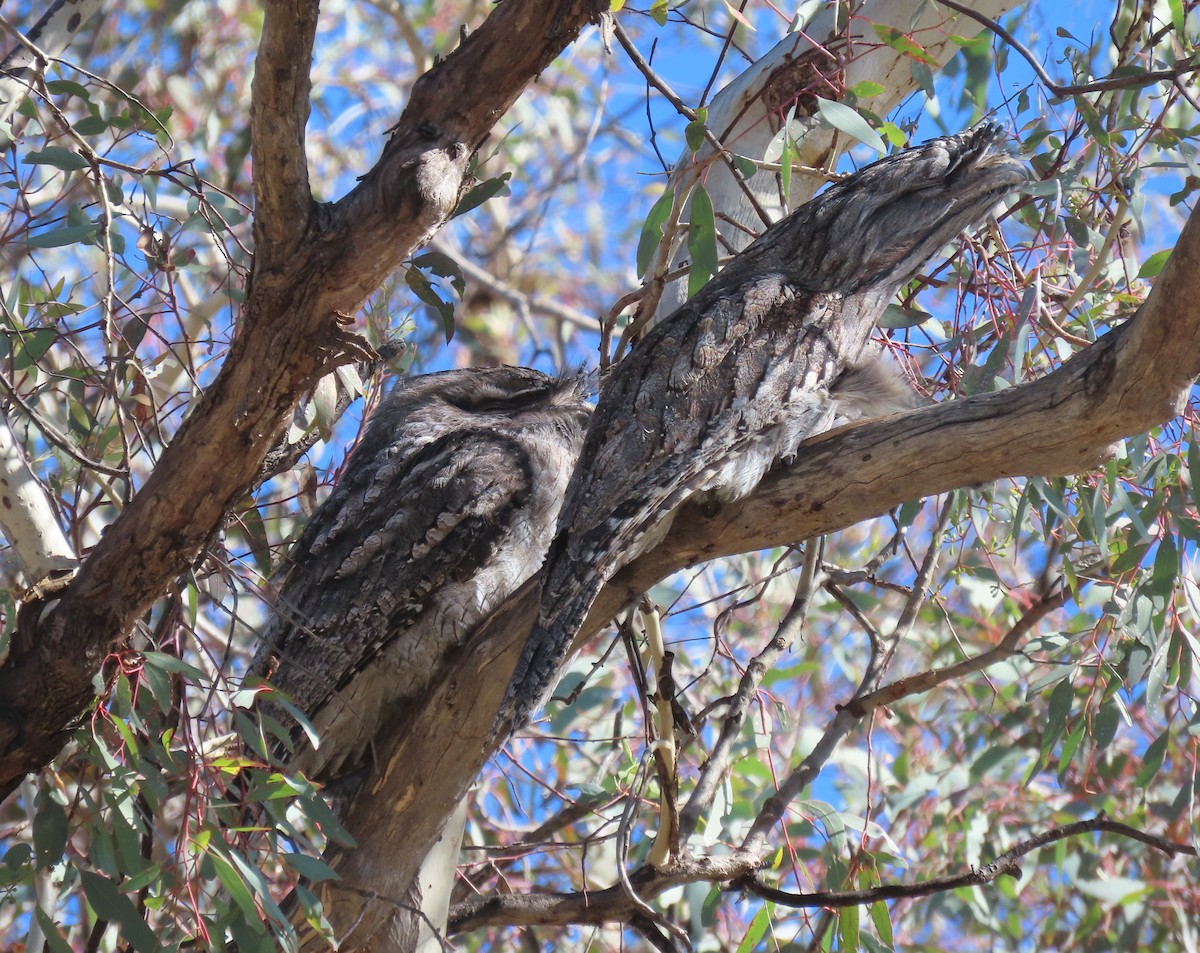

{"left": 355, "top": 200, "right": 1200, "bottom": 941}
{"left": 843, "top": 581, "right": 1071, "bottom": 718}
{"left": 0, "top": 0, "right": 607, "bottom": 798}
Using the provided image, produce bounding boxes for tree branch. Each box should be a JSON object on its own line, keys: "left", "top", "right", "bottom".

{"left": 0, "top": 0, "right": 607, "bottom": 798}
{"left": 936, "top": 0, "right": 1199, "bottom": 97}
{"left": 735, "top": 812, "right": 1197, "bottom": 908}
{"left": 250, "top": 0, "right": 319, "bottom": 263}
{"left": 374, "top": 201, "right": 1200, "bottom": 942}
{"left": 450, "top": 812, "right": 1195, "bottom": 930}
{"left": 843, "top": 581, "right": 1071, "bottom": 718}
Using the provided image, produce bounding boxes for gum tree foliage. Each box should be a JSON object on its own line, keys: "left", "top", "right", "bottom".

{"left": 0, "top": 1, "right": 1198, "bottom": 951}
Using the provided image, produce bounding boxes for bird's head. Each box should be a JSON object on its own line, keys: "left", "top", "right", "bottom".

{"left": 789, "top": 121, "right": 1030, "bottom": 294}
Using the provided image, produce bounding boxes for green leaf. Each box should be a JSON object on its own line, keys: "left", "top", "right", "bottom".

{"left": 451, "top": 171, "right": 511, "bottom": 218}
{"left": 870, "top": 24, "right": 936, "bottom": 64}
{"left": 411, "top": 251, "right": 466, "bottom": 296}
{"left": 878, "top": 303, "right": 932, "bottom": 328}
{"left": 879, "top": 121, "right": 906, "bottom": 148}
{"left": 208, "top": 851, "right": 259, "bottom": 922}
{"left": 74, "top": 115, "right": 110, "bottom": 136}
{"left": 1058, "top": 721, "right": 1086, "bottom": 784}
{"left": 10, "top": 327, "right": 56, "bottom": 369}
{"left": 649, "top": 0, "right": 668, "bottom": 25}
{"left": 274, "top": 695, "right": 321, "bottom": 752}
{"left": 79, "top": 870, "right": 160, "bottom": 953}
{"left": 142, "top": 650, "right": 208, "bottom": 684}
{"left": 25, "top": 147, "right": 90, "bottom": 171}
{"left": 971, "top": 744, "right": 1019, "bottom": 781}
{"left": 722, "top": 0, "right": 755, "bottom": 31}
{"left": 869, "top": 899, "right": 894, "bottom": 948}
{"left": 1151, "top": 533, "right": 1179, "bottom": 593}
{"left": 1168, "top": 0, "right": 1186, "bottom": 34}
{"left": 736, "top": 904, "right": 772, "bottom": 953}
{"left": 226, "top": 846, "right": 294, "bottom": 938}
{"left": 636, "top": 187, "right": 675, "bottom": 275}
{"left": 815, "top": 97, "right": 885, "bottom": 154}
{"left": 299, "top": 793, "right": 358, "bottom": 848}
{"left": 33, "top": 790, "right": 68, "bottom": 868}
{"left": 849, "top": 80, "right": 886, "bottom": 99}
{"left": 36, "top": 908, "right": 75, "bottom": 953}
{"left": 732, "top": 154, "right": 758, "bottom": 179}
{"left": 839, "top": 900, "right": 861, "bottom": 951}
{"left": 294, "top": 884, "right": 337, "bottom": 944}
{"left": 1135, "top": 730, "right": 1169, "bottom": 786}
{"left": 949, "top": 33, "right": 990, "bottom": 54}
{"left": 686, "top": 183, "right": 718, "bottom": 298}
{"left": 27, "top": 223, "right": 99, "bottom": 248}
{"left": 282, "top": 852, "right": 340, "bottom": 884}
{"left": 46, "top": 80, "right": 90, "bottom": 99}
{"left": 1137, "top": 249, "right": 1171, "bottom": 278}
{"left": 237, "top": 500, "right": 272, "bottom": 578}
{"left": 4, "top": 842, "right": 32, "bottom": 869}
{"left": 1093, "top": 699, "right": 1120, "bottom": 749}
{"left": 1075, "top": 876, "right": 1147, "bottom": 904}
{"left": 1038, "top": 677, "right": 1074, "bottom": 772}
{"left": 404, "top": 265, "right": 456, "bottom": 342}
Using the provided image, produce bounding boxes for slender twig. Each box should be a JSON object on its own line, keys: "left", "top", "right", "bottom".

{"left": 0, "top": 368, "right": 127, "bottom": 478}
{"left": 641, "top": 601, "right": 679, "bottom": 868}
{"left": 738, "top": 499, "right": 952, "bottom": 860}
{"left": 613, "top": 20, "right": 772, "bottom": 227}
{"left": 735, "top": 811, "right": 1197, "bottom": 908}
{"left": 937, "top": 0, "right": 1199, "bottom": 96}
{"left": 428, "top": 239, "right": 597, "bottom": 332}
{"left": 679, "top": 538, "right": 824, "bottom": 840}
{"left": 843, "top": 581, "right": 1071, "bottom": 718}
{"left": 614, "top": 753, "right": 691, "bottom": 952}
{"left": 1057, "top": 192, "right": 1131, "bottom": 319}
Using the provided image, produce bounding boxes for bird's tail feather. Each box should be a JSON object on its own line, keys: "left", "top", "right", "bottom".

{"left": 497, "top": 575, "right": 604, "bottom": 735}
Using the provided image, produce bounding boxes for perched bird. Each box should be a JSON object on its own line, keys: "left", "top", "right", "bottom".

{"left": 254, "top": 365, "right": 591, "bottom": 782}
{"left": 500, "top": 122, "right": 1028, "bottom": 731}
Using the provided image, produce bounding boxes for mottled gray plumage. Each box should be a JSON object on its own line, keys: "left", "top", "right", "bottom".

{"left": 255, "top": 366, "right": 591, "bottom": 780}
{"left": 501, "top": 122, "right": 1028, "bottom": 731}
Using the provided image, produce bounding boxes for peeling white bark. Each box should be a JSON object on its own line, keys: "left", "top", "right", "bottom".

{"left": 0, "top": 409, "right": 77, "bottom": 587}
{"left": 0, "top": 0, "right": 106, "bottom": 136}
{"left": 414, "top": 799, "right": 468, "bottom": 953}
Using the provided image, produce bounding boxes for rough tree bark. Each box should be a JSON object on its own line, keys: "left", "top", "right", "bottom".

{"left": 309, "top": 170, "right": 1200, "bottom": 950}
{"left": 1, "top": 0, "right": 1195, "bottom": 948}
{"left": 368, "top": 201, "right": 1200, "bottom": 938}
{"left": 0, "top": 0, "right": 608, "bottom": 797}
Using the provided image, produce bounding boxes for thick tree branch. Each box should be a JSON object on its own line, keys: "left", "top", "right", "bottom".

{"left": 250, "top": 0, "right": 319, "bottom": 263}
{"left": 363, "top": 202, "right": 1200, "bottom": 941}
{"left": 450, "top": 812, "right": 1194, "bottom": 930}
{"left": 0, "top": 0, "right": 606, "bottom": 797}
{"left": 641, "top": 202, "right": 1200, "bottom": 576}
